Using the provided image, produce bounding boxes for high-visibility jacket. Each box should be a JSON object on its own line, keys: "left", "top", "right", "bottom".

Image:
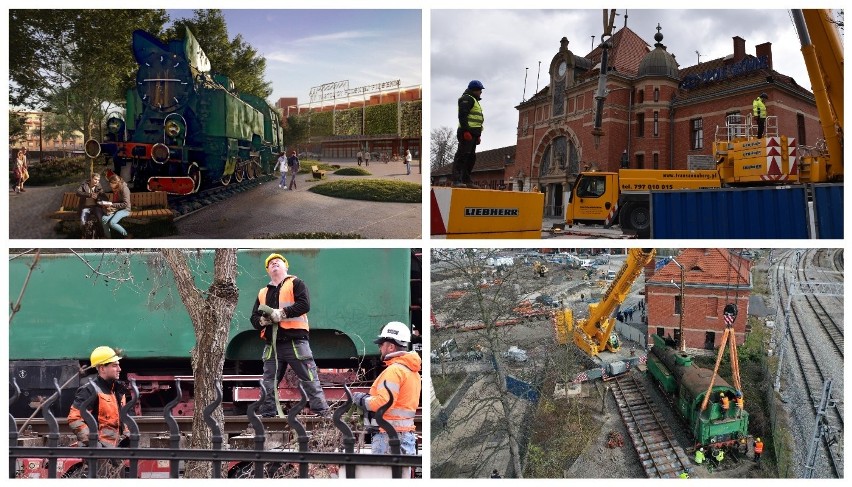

{"left": 715, "top": 450, "right": 725, "bottom": 462}
{"left": 754, "top": 440, "right": 764, "bottom": 454}
{"left": 258, "top": 276, "right": 309, "bottom": 337}
{"left": 458, "top": 93, "right": 484, "bottom": 130}
{"left": 736, "top": 396, "right": 744, "bottom": 410}
{"left": 67, "top": 376, "right": 127, "bottom": 446}
{"left": 752, "top": 97, "right": 767, "bottom": 119}
{"left": 720, "top": 395, "right": 730, "bottom": 410}
{"left": 364, "top": 351, "right": 422, "bottom": 433}
{"left": 695, "top": 450, "right": 705, "bottom": 464}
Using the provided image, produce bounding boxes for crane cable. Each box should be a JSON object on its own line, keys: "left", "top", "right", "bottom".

{"left": 700, "top": 250, "right": 747, "bottom": 411}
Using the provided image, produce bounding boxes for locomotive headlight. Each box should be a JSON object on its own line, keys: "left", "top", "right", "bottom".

{"left": 106, "top": 117, "right": 123, "bottom": 134}
{"left": 165, "top": 119, "right": 182, "bottom": 137}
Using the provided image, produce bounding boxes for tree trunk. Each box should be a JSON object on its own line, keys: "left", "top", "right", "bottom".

{"left": 161, "top": 249, "right": 239, "bottom": 478}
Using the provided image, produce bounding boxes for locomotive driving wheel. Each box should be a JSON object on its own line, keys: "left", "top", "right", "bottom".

{"left": 221, "top": 173, "right": 232, "bottom": 186}
{"left": 234, "top": 159, "right": 245, "bottom": 183}
{"left": 187, "top": 162, "right": 201, "bottom": 193}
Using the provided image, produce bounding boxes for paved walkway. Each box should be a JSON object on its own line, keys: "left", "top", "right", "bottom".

{"left": 7, "top": 159, "right": 423, "bottom": 240}
{"left": 8, "top": 183, "right": 77, "bottom": 239}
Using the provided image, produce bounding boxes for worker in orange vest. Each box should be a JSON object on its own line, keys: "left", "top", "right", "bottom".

{"left": 67, "top": 346, "right": 128, "bottom": 447}
{"left": 720, "top": 392, "right": 730, "bottom": 414}
{"left": 754, "top": 437, "right": 764, "bottom": 463}
{"left": 353, "top": 321, "right": 422, "bottom": 455}
{"left": 735, "top": 390, "right": 744, "bottom": 416}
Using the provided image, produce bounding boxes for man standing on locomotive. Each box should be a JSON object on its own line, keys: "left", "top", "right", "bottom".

{"left": 250, "top": 253, "right": 331, "bottom": 418}
{"left": 67, "top": 346, "right": 128, "bottom": 447}
{"left": 353, "top": 321, "right": 421, "bottom": 455}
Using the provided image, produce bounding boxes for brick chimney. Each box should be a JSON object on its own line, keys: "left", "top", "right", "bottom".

{"left": 755, "top": 42, "right": 773, "bottom": 69}
{"left": 732, "top": 36, "right": 746, "bottom": 63}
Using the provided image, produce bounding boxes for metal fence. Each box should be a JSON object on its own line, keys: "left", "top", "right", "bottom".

{"left": 9, "top": 377, "right": 420, "bottom": 479}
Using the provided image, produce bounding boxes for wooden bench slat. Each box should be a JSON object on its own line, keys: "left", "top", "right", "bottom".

{"left": 52, "top": 191, "right": 173, "bottom": 222}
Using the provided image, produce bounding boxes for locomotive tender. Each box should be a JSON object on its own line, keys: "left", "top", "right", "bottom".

{"left": 85, "top": 28, "right": 283, "bottom": 194}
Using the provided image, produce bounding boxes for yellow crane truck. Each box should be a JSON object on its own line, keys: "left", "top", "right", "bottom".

{"left": 565, "top": 169, "right": 720, "bottom": 237}
{"left": 553, "top": 248, "right": 656, "bottom": 357}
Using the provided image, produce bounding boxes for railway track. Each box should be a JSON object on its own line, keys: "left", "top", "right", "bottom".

{"left": 611, "top": 373, "right": 692, "bottom": 478}
{"left": 169, "top": 173, "right": 274, "bottom": 220}
{"left": 776, "top": 249, "right": 843, "bottom": 478}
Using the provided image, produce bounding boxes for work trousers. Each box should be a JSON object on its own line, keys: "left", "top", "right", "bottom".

{"left": 451, "top": 128, "right": 480, "bottom": 184}
{"left": 371, "top": 431, "right": 417, "bottom": 455}
{"left": 259, "top": 338, "right": 328, "bottom": 415}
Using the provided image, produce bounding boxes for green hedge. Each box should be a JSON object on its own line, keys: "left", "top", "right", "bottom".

{"left": 295, "top": 99, "right": 421, "bottom": 138}
{"left": 365, "top": 103, "right": 398, "bottom": 135}
{"left": 400, "top": 100, "right": 421, "bottom": 138}
{"left": 335, "top": 107, "right": 363, "bottom": 136}
{"left": 308, "top": 111, "right": 333, "bottom": 137}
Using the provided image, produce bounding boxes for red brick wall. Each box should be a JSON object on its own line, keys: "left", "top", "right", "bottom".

{"left": 646, "top": 284, "right": 749, "bottom": 347}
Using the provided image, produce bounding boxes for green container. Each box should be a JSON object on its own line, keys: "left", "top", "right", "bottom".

{"left": 9, "top": 249, "right": 411, "bottom": 366}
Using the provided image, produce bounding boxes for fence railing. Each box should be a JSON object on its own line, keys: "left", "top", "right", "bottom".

{"left": 10, "top": 376, "right": 420, "bottom": 479}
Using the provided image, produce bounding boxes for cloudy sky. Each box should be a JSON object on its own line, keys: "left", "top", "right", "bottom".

{"left": 431, "top": 9, "right": 819, "bottom": 151}
{"left": 168, "top": 9, "right": 422, "bottom": 108}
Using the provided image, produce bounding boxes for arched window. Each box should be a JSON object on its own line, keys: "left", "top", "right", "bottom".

{"left": 539, "top": 136, "right": 579, "bottom": 177}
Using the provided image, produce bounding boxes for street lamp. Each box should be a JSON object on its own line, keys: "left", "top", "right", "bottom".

{"left": 670, "top": 257, "right": 686, "bottom": 352}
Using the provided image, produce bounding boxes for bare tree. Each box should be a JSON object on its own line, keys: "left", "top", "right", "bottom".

{"left": 431, "top": 126, "right": 457, "bottom": 172}
{"left": 160, "top": 249, "right": 238, "bottom": 478}
{"left": 432, "top": 249, "right": 551, "bottom": 478}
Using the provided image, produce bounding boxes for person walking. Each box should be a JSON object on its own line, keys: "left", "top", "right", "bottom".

{"left": 250, "top": 253, "right": 330, "bottom": 418}
{"left": 753, "top": 437, "right": 764, "bottom": 463}
{"left": 404, "top": 149, "right": 412, "bottom": 175}
{"left": 451, "top": 80, "right": 485, "bottom": 188}
{"left": 364, "top": 150, "right": 371, "bottom": 166}
{"left": 15, "top": 148, "right": 29, "bottom": 193}
{"left": 273, "top": 152, "right": 288, "bottom": 189}
{"left": 287, "top": 151, "right": 300, "bottom": 190}
{"left": 67, "top": 346, "right": 128, "bottom": 447}
{"left": 357, "top": 150, "right": 363, "bottom": 166}
{"left": 353, "top": 321, "right": 421, "bottom": 455}
{"left": 753, "top": 93, "right": 769, "bottom": 138}
{"left": 99, "top": 174, "right": 132, "bottom": 238}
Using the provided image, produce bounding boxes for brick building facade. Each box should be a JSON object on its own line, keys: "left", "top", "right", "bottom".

{"left": 512, "top": 24, "right": 821, "bottom": 217}
{"left": 645, "top": 249, "right": 752, "bottom": 350}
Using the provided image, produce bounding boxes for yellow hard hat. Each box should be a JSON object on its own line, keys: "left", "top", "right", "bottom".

{"left": 90, "top": 346, "right": 120, "bottom": 367}
{"left": 265, "top": 253, "right": 289, "bottom": 269}
{"left": 756, "top": 438, "right": 761, "bottom": 442}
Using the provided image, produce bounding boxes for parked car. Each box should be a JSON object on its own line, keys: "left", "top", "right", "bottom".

{"left": 535, "top": 294, "right": 559, "bottom": 307}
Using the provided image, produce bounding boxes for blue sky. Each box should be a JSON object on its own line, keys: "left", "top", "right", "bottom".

{"left": 167, "top": 9, "right": 422, "bottom": 107}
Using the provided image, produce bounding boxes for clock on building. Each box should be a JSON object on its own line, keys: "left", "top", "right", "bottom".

{"left": 557, "top": 60, "right": 567, "bottom": 77}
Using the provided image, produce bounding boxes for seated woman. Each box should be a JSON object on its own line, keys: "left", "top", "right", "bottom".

{"left": 100, "top": 174, "right": 132, "bottom": 238}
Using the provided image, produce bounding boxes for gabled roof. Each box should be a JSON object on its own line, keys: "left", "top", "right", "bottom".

{"left": 585, "top": 26, "right": 651, "bottom": 77}
{"left": 648, "top": 249, "right": 751, "bottom": 288}
{"left": 432, "top": 145, "right": 517, "bottom": 177}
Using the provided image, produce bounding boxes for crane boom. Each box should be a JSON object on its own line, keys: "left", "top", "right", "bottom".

{"left": 792, "top": 9, "right": 844, "bottom": 182}
{"left": 573, "top": 248, "right": 656, "bottom": 356}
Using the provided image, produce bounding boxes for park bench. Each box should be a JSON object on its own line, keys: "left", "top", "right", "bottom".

{"left": 51, "top": 191, "right": 173, "bottom": 223}
{"left": 311, "top": 165, "right": 327, "bottom": 179}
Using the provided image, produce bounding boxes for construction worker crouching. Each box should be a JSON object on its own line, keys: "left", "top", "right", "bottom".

{"left": 67, "top": 346, "right": 129, "bottom": 447}
{"left": 694, "top": 447, "right": 705, "bottom": 465}
{"left": 712, "top": 447, "right": 725, "bottom": 467}
{"left": 250, "top": 253, "right": 330, "bottom": 418}
{"left": 353, "top": 321, "right": 422, "bottom": 455}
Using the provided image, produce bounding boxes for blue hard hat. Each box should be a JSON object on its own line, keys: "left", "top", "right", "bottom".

{"left": 468, "top": 80, "right": 485, "bottom": 90}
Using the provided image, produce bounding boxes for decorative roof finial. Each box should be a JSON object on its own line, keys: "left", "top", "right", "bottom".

{"left": 654, "top": 23, "right": 664, "bottom": 47}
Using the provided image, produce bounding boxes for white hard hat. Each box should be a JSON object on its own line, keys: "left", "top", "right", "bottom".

{"left": 374, "top": 321, "right": 411, "bottom": 347}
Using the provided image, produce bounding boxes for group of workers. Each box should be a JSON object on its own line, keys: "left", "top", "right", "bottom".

{"left": 67, "top": 253, "right": 421, "bottom": 457}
